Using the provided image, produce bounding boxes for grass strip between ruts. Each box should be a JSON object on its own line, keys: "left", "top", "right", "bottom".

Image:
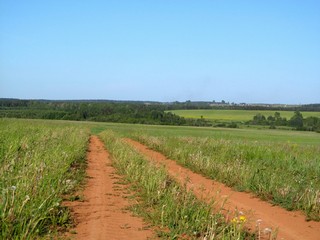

{"left": 99, "top": 130, "right": 254, "bottom": 239}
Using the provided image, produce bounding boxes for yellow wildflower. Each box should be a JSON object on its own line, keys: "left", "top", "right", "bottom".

{"left": 231, "top": 215, "right": 246, "bottom": 224}
{"left": 239, "top": 215, "right": 246, "bottom": 222}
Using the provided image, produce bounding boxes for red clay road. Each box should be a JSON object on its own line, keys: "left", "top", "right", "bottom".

{"left": 65, "top": 136, "right": 156, "bottom": 240}
{"left": 125, "top": 138, "right": 320, "bottom": 240}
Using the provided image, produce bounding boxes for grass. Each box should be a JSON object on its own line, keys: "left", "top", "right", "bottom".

{"left": 168, "top": 109, "right": 320, "bottom": 122}
{"left": 132, "top": 134, "right": 320, "bottom": 221}
{"left": 90, "top": 121, "right": 320, "bottom": 145}
{"left": 99, "top": 130, "right": 254, "bottom": 239}
{"left": 0, "top": 118, "right": 90, "bottom": 239}
{"left": 1, "top": 118, "right": 319, "bottom": 238}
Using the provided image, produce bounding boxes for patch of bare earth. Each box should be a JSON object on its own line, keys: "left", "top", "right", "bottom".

{"left": 125, "top": 138, "right": 320, "bottom": 240}
{"left": 64, "top": 136, "right": 156, "bottom": 240}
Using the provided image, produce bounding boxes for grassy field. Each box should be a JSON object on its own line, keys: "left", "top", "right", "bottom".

{"left": 131, "top": 133, "right": 320, "bottom": 221}
{"left": 0, "top": 119, "right": 90, "bottom": 238}
{"left": 91, "top": 121, "right": 320, "bottom": 145}
{"left": 168, "top": 109, "right": 320, "bottom": 122}
{"left": 90, "top": 120, "right": 320, "bottom": 220}
{"left": 99, "top": 130, "right": 252, "bottom": 239}
{"left": 1, "top": 118, "right": 319, "bottom": 238}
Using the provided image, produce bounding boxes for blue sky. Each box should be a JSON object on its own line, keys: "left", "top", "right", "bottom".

{"left": 1, "top": 1, "right": 319, "bottom": 104}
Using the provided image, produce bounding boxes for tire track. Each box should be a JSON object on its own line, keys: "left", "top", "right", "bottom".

{"left": 64, "top": 136, "right": 155, "bottom": 240}
{"left": 125, "top": 138, "right": 320, "bottom": 240}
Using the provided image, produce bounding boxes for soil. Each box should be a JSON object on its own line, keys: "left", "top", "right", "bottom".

{"left": 125, "top": 138, "right": 320, "bottom": 240}
{"left": 64, "top": 136, "right": 155, "bottom": 240}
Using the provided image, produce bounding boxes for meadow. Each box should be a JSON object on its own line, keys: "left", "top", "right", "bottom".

{"left": 0, "top": 119, "right": 90, "bottom": 239}
{"left": 1, "top": 118, "right": 319, "bottom": 238}
{"left": 99, "top": 130, "right": 252, "bottom": 239}
{"left": 91, "top": 121, "right": 320, "bottom": 220}
{"left": 168, "top": 109, "right": 320, "bottom": 123}
{"left": 91, "top": 121, "right": 320, "bottom": 145}
{"left": 131, "top": 133, "right": 320, "bottom": 221}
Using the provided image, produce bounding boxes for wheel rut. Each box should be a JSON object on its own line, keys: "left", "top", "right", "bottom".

{"left": 64, "top": 136, "right": 155, "bottom": 240}
{"left": 125, "top": 138, "right": 320, "bottom": 240}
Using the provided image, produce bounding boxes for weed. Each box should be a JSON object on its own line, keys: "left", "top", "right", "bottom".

{"left": 133, "top": 134, "right": 320, "bottom": 221}
{"left": 99, "top": 130, "right": 253, "bottom": 239}
{"left": 0, "top": 119, "right": 90, "bottom": 238}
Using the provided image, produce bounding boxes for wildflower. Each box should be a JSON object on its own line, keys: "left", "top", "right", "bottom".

{"left": 11, "top": 186, "right": 16, "bottom": 191}
{"left": 232, "top": 215, "right": 246, "bottom": 224}
{"left": 239, "top": 215, "right": 246, "bottom": 222}
{"left": 65, "top": 179, "right": 72, "bottom": 184}
{"left": 263, "top": 228, "right": 272, "bottom": 234}
{"left": 22, "top": 195, "right": 30, "bottom": 205}
{"left": 256, "top": 219, "right": 262, "bottom": 225}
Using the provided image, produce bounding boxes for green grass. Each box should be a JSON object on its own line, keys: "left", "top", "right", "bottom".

{"left": 87, "top": 118, "right": 320, "bottom": 220}
{"left": 2, "top": 118, "right": 319, "bottom": 238}
{"left": 99, "top": 130, "right": 254, "bottom": 239}
{"left": 132, "top": 134, "right": 320, "bottom": 221}
{"left": 168, "top": 109, "right": 320, "bottom": 122}
{"left": 0, "top": 119, "right": 90, "bottom": 239}
{"left": 89, "top": 121, "right": 320, "bottom": 145}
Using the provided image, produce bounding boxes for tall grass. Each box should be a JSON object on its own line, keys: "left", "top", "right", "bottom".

{"left": 0, "top": 119, "right": 90, "bottom": 238}
{"left": 99, "top": 130, "right": 253, "bottom": 239}
{"left": 133, "top": 134, "right": 320, "bottom": 221}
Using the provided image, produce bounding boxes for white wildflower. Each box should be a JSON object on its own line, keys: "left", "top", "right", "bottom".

{"left": 263, "top": 227, "right": 272, "bottom": 234}
{"left": 256, "top": 219, "right": 262, "bottom": 224}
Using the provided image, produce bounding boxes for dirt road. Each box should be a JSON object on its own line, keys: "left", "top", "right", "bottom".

{"left": 125, "top": 138, "right": 320, "bottom": 240}
{"left": 65, "top": 136, "right": 155, "bottom": 240}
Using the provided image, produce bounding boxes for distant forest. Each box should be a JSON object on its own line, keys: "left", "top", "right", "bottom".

{"left": 1, "top": 99, "right": 319, "bottom": 130}
{"left": 0, "top": 99, "right": 208, "bottom": 126}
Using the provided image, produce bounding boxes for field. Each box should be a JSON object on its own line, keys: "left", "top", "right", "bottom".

{"left": 92, "top": 121, "right": 320, "bottom": 219}
{"left": 0, "top": 119, "right": 90, "bottom": 238}
{"left": 168, "top": 109, "right": 320, "bottom": 122}
{"left": 91, "top": 121, "right": 320, "bottom": 145}
{"left": 1, "top": 118, "right": 320, "bottom": 239}
{"left": 99, "top": 131, "right": 251, "bottom": 239}
{"left": 94, "top": 121, "right": 320, "bottom": 221}
{"left": 133, "top": 134, "right": 320, "bottom": 219}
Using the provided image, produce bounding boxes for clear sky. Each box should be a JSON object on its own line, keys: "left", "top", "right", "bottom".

{"left": 0, "top": 0, "right": 319, "bottom": 104}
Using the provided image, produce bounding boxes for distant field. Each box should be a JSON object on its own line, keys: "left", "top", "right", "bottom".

{"left": 4, "top": 118, "right": 320, "bottom": 145}
{"left": 89, "top": 121, "right": 320, "bottom": 145}
{"left": 168, "top": 109, "right": 320, "bottom": 122}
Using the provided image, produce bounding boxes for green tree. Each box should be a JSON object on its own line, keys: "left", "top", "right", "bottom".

{"left": 289, "top": 111, "right": 303, "bottom": 129}
{"left": 304, "top": 116, "right": 320, "bottom": 132}
{"left": 253, "top": 113, "right": 267, "bottom": 124}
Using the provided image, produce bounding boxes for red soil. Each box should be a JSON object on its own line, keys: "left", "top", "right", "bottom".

{"left": 64, "top": 136, "right": 155, "bottom": 240}
{"left": 125, "top": 138, "right": 320, "bottom": 240}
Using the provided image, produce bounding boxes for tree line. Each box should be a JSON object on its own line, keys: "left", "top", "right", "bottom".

{"left": 248, "top": 111, "right": 320, "bottom": 132}
{"left": 0, "top": 99, "right": 209, "bottom": 126}
{"left": 1, "top": 99, "right": 319, "bottom": 131}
